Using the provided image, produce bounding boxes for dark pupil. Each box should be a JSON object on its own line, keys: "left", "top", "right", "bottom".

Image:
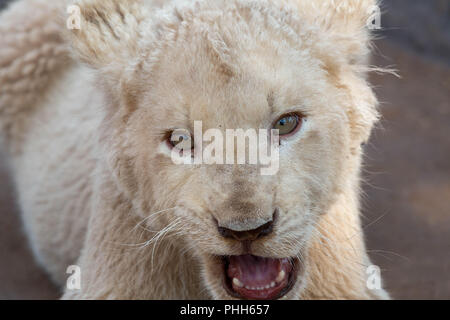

{"left": 280, "top": 116, "right": 295, "bottom": 126}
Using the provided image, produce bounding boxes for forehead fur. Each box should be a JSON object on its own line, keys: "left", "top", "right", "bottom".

{"left": 69, "top": 0, "right": 379, "bottom": 106}
{"left": 70, "top": 0, "right": 378, "bottom": 73}
{"left": 137, "top": 0, "right": 372, "bottom": 79}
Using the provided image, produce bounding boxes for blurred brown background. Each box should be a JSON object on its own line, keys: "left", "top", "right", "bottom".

{"left": 0, "top": 0, "right": 449, "bottom": 299}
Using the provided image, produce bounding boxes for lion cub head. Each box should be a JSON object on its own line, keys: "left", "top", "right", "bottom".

{"left": 70, "top": 0, "right": 379, "bottom": 299}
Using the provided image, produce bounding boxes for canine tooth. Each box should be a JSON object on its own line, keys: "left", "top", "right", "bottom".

{"left": 270, "top": 281, "right": 276, "bottom": 287}
{"left": 275, "top": 270, "right": 286, "bottom": 283}
{"left": 265, "top": 284, "right": 270, "bottom": 289}
{"left": 232, "top": 278, "right": 244, "bottom": 288}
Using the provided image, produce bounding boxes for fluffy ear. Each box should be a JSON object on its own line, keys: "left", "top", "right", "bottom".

{"left": 68, "top": 0, "right": 147, "bottom": 72}
{"left": 293, "top": 0, "right": 380, "bottom": 65}
{"left": 298, "top": 0, "right": 379, "bottom": 33}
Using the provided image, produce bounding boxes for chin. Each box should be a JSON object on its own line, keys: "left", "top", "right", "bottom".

{"left": 201, "top": 252, "right": 307, "bottom": 300}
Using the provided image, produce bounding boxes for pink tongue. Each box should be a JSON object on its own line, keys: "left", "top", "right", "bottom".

{"left": 227, "top": 255, "right": 291, "bottom": 287}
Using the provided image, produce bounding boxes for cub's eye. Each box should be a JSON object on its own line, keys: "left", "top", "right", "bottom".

{"left": 168, "top": 129, "right": 194, "bottom": 150}
{"left": 273, "top": 113, "right": 301, "bottom": 136}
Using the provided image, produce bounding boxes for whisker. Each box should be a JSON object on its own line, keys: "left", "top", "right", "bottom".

{"left": 131, "top": 206, "right": 178, "bottom": 233}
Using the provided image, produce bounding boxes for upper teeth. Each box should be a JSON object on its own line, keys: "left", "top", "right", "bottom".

{"left": 232, "top": 269, "right": 286, "bottom": 291}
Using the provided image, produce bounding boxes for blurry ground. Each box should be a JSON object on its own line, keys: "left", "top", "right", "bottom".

{"left": 382, "top": 0, "right": 450, "bottom": 65}
{"left": 363, "top": 40, "right": 450, "bottom": 299}
{"left": 0, "top": 0, "right": 449, "bottom": 300}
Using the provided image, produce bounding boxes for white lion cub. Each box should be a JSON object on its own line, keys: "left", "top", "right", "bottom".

{"left": 0, "top": 0, "right": 389, "bottom": 299}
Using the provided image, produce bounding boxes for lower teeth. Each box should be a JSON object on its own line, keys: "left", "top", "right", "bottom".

{"left": 275, "top": 270, "right": 285, "bottom": 282}
{"left": 236, "top": 281, "right": 278, "bottom": 291}
{"left": 231, "top": 269, "right": 286, "bottom": 291}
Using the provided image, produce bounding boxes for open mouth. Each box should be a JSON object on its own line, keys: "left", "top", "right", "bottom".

{"left": 222, "top": 254, "right": 299, "bottom": 300}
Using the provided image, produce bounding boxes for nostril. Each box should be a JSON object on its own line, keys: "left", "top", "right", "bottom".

{"left": 216, "top": 209, "right": 277, "bottom": 241}
{"left": 217, "top": 225, "right": 233, "bottom": 239}
{"left": 257, "top": 219, "right": 274, "bottom": 238}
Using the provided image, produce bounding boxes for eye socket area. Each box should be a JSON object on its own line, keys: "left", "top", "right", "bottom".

{"left": 164, "top": 113, "right": 302, "bottom": 150}
{"left": 272, "top": 113, "right": 303, "bottom": 137}
{"left": 166, "top": 129, "right": 194, "bottom": 151}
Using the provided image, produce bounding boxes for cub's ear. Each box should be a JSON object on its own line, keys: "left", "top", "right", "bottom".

{"left": 301, "top": 0, "right": 380, "bottom": 33}
{"left": 294, "top": 0, "right": 380, "bottom": 65}
{"left": 68, "top": 0, "right": 147, "bottom": 72}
